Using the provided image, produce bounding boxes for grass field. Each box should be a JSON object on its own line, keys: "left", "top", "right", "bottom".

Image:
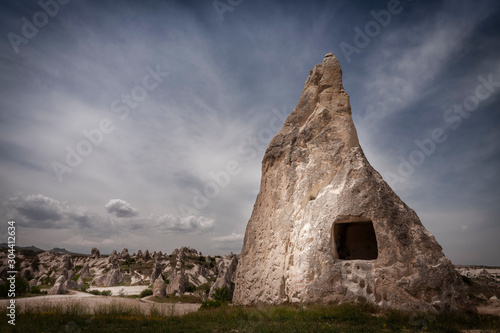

{"left": 1, "top": 302, "right": 499, "bottom": 332}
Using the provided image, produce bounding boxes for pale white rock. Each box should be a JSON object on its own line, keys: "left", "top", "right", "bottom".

{"left": 60, "top": 268, "right": 68, "bottom": 280}
{"left": 80, "top": 263, "right": 92, "bottom": 279}
{"left": 61, "top": 254, "right": 73, "bottom": 271}
{"left": 153, "top": 276, "right": 166, "bottom": 297}
{"left": 65, "top": 279, "right": 79, "bottom": 290}
{"left": 29, "top": 279, "right": 38, "bottom": 289}
{"left": 105, "top": 268, "right": 123, "bottom": 287}
{"left": 108, "top": 250, "right": 118, "bottom": 263}
{"left": 151, "top": 260, "right": 162, "bottom": 283}
{"left": 77, "top": 276, "right": 84, "bottom": 287}
{"left": 209, "top": 254, "right": 238, "bottom": 299}
{"left": 48, "top": 275, "right": 67, "bottom": 295}
{"left": 92, "top": 274, "right": 107, "bottom": 286}
{"left": 185, "top": 264, "right": 209, "bottom": 286}
{"left": 233, "top": 53, "right": 473, "bottom": 313}
{"left": 121, "top": 248, "right": 130, "bottom": 261}
{"left": 166, "top": 271, "right": 187, "bottom": 295}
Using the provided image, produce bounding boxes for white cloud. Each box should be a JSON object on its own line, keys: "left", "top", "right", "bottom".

{"left": 212, "top": 233, "right": 244, "bottom": 242}
{"left": 153, "top": 214, "right": 215, "bottom": 232}
{"left": 105, "top": 199, "right": 139, "bottom": 218}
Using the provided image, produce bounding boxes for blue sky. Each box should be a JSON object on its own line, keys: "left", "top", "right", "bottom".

{"left": 0, "top": 0, "right": 499, "bottom": 265}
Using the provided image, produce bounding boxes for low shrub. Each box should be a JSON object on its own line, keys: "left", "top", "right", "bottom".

{"left": 29, "top": 285, "right": 44, "bottom": 294}
{"left": 200, "top": 300, "right": 225, "bottom": 310}
{"left": 185, "top": 283, "right": 196, "bottom": 293}
{"left": 81, "top": 282, "right": 90, "bottom": 292}
{"left": 101, "top": 290, "right": 112, "bottom": 296}
{"left": 213, "top": 286, "right": 233, "bottom": 302}
{"left": 140, "top": 288, "right": 153, "bottom": 298}
{"left": 0, "top": 277, "right": 29, "bottom": 297}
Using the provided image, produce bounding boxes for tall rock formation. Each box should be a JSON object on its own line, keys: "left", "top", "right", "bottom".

{"left": 80, "top": 263, "right": 91, "bottom": 279}
{"left": 91, "top": 247, "right": 100, "bottom": 258}
{"left": 233, "top": 53, "right": 472, "bottom": 313}
{"left": 121, "top": 248, "right": 130, "bottom": 261}
{"left": 153, "top": 276, "right": 167, "bottom": 297}
{"left": 151, "top": 258, "right": 163, "bottom": 283}
{"left": 105, "top": 258, "right": 123, "bottom": 287}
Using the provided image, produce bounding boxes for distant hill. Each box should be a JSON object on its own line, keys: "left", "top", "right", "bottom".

{"left": 0, "top": 243, "right": 44, "bottom": 252}
{"left": 0, "top": 244, "right": 85, "bottom": 255}
{"left": 23, "top": 245, "right": 45, "bottom": 252}
{"left": 50, "top": 247, "right": 77, "bottom": 255}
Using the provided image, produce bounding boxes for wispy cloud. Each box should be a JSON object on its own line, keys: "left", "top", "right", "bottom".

{"left": 212, "top": 233, "right": 244, "bottom": 242}
{"left": 361, "top": 1, "right": 495, "bottom": 122}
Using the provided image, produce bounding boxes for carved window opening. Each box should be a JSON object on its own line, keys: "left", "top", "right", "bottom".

{"left": 332, "top": 220, "right": 378, "bottom": 260}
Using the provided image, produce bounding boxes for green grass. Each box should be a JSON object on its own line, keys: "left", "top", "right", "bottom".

{"left": 119, "top": 261, "right": 154, "bottom": 274}
{"left": 148, "top": 294, "right": 202, "bottom": 303}
{"left": 0, "top": 302, "right": 499, "bottom": 332}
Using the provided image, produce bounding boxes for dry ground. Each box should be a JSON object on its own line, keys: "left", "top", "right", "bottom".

{"left": 0, "top": 290, "right": 201, "bottom": 316}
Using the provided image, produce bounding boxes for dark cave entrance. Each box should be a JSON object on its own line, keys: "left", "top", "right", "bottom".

{"left": 332, "top": 220, "right": 378, "bottom": 260}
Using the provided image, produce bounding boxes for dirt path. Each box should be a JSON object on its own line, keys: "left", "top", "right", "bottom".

{"left": 0, "top": 292, "right": 201, "bottom": 316}
{"left": 88, "top": 285, "right": 149, "bottom": 296}
{"left": 478, "top": 304, "right": 500, "bottom": 316}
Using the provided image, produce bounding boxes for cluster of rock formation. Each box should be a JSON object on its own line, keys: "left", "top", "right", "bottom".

{"left": 233, "top": 53, "right": 473, "bottom": 313}
{"left": 0, "top": 246, "right": 238, "bottom": 300}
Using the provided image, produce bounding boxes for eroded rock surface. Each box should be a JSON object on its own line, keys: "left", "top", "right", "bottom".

{"left": 153, "top": 276, "right": 166, "bottom": 297}
{"left": 166, "top": 271, "right": 187, "bottom": 295}
{"left": 233, "top": 53, "right": 473, "bottom": 313}
{"left": 48, "top": 275, "right": 67, "bottom": 295}
{"left": 209, "top": 253, "right": 238, "bottom": 298}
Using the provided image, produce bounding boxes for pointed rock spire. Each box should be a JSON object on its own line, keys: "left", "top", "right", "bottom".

{"left": 233, "top": 53, "right": 473, "bottom": 313}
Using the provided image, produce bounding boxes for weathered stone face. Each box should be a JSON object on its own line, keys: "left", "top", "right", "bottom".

{"left": 233, "top": 53, "right": 473, "bottom": 312}
{"left": 153, "top": 276, "right": 166, "bottom": 297}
